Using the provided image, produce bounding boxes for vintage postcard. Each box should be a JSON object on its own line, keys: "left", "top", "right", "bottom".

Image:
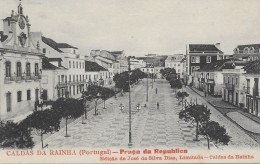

{"left": 0, "top": 0, "right": 260, "bottom": 163}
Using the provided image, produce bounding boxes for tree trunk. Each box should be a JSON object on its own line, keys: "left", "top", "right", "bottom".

{"left": 41, "top": 134, "right": 43, "bottom": 149}
{"left": 194, "top": 121, "right": 199, "bottom": 141}
{"left": 207, "top": 136, "right": 210, "bottom": 150}
{"left": 65, "top": 117, "right": 68, "bottom": 137}
{"left": 95, "top": 101, "right": 97, "bottom": 115}
{"left": 103, "top": 100, "right": 106, "bottom": 109}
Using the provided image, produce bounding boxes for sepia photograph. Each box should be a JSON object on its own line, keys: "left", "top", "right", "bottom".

{"left": 0, "top": 0, "right": 260, "bottom": 163}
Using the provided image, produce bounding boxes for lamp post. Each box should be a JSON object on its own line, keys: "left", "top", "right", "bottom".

{"left": 128, "top": 58, "right": 132, "bottom": 147}
{"left": 94, "top": 92, "right": 101, "bottom": 116}
{"left": 119, "top": 103, "right": 124, "bottom": 112}
{"left": 146, "top": 73, "right": 148, "bottom": 102}
{"left": 136, "top": 104, "right": 141, "bottom": 112}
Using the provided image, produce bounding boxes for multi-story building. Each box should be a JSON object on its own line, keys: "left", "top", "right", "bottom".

{"left": 31, "top": 33, "right": 86, "bottom": 99}
{"left": 85, "top": 61, "right": 111, "bottom": 86}
{"left": 165, "top": 54, "right": 185, "bottom": 79}
{"left": 0, "top": 3, "right": 43, "bottom": 120}
{"left": 41, "top": 57, "right": 68, "bottom": 101}
{"left": 233, "top": 44, "right": 260, "bottom": 61}
{"left": 185, "top": 43, "right": 224, "bottom": 84}
{"left": 243, "top": 60, "right": 260, "bottom": 117}
{"left": 90, "top": 50, "right": 127, "bottom": 76}
{"left": 222, "top": 61, "right": 248, "bottom": 107}
{"left": 129, "top": 58, "right": 146, "bottom": 70}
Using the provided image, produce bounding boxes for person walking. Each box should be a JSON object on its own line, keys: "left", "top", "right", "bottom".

{"left": 157, "top": 102, "right": 159, "bottom": 109}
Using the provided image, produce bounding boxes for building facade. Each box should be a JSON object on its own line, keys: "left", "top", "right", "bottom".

{"left": 185, "top": 43, "right": 224, "bottom": 84}
{"left": 165, "top": 54, "right": 185, "bottom": 79}
{"left": 0, "top": 3, "right": 43, "bottom": 120}
{"left": 233, "top": 44, "right": 260, "bottom": 61}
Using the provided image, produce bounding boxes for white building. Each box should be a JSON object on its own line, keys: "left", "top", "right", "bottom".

{"left": 129, "top": 58, "right": 146, "bottom": 70}
{"left": 31, "top": 33, "right": 86, "bottom": 99}
{"left": 165, "top": 54, "right": 185, "bottom": 79}
{"left": 0, "top": 3, "right": 43, "bottom": 120}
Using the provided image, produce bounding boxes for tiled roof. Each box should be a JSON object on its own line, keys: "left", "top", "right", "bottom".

{"left": 221, "top": 60, "right": 249, "bottom": 70}
{"left": 48, "top": 58, "right": 62, "bottom": 62}
{"left": 189, "top": 44, "right": 222, "bottom": 53}
{"left": 0, "top": 31, "right": 8, "bottom": 42}
{"left": 42, "top": 36, "right": 63, "bottom": 53}
{"left": 85, "top": 61, "right": 108, "bottom": 72}
{"left": 42, "top": 57, "right": 67, "bottom": 70}
{"left": 199, "top": 60, "right": 228, "bottom": 71}
{"left": 243, "top": 60, "right": 260, "bottom": 74}
{"left": 57, "top": 43, "right": 78, "bottom": 49}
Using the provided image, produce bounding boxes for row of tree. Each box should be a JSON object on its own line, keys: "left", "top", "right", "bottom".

{"left": 0, "top": 84, "right": 115, "bottom": 149}
{"left": 113, "top": 68, "right": 146, "bottom": 92}
{"left": 179, "top": 103, "right": 231, "bottom": 149}
{"left": 160, "top": 68, "right": 182, "bottom": 92}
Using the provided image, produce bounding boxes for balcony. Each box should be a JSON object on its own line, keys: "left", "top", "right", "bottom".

{"left": 4, "top": 73, "right": 41, "bottom": 83}
{"left": 57, "top": 82, "right": 68, "bottom": 88}
{"left": 225, "top": 83, "right": 234, "bottom": 91}
{"left": 67, "top": 80, "right": 86, "bottom": 85}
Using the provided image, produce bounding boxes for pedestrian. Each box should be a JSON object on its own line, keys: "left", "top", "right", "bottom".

{"left": 156, "top": 88, "right": 158, "bottom": 94}
{"left": 157, "top": 102, "right": 159, "bottom": 109}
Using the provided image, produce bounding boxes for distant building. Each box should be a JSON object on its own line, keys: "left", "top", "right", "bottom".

{"left": 129, "top": 58, "right": 146, "bottom": 70}
{"left": 185, "top": 43, "right": 224, "bottom": 84}
{"left": 0, "top": 3, "right": 43, "bottom": 120}
{"left": 233, "top": 44, "right": 260, "bottom": 61}
{"left": 165, "top": 54, "right": 185, "bottom": 79}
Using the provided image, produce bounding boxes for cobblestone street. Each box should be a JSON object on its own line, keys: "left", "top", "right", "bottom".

{"left": 35, "top": 79, "right": 259, "bottom": 149}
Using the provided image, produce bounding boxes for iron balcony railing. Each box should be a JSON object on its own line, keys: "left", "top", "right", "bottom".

{"left": 5, "top": 73, "right": 41, "bottom": 82}
{"left": 225, "top": 83, "right": 234, "bottom": 91}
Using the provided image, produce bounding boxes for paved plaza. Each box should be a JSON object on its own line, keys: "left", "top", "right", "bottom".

{"left": 36, "top": 79, "right": 259, "bottom": 149}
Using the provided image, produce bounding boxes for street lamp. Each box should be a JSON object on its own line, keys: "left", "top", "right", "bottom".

{"left": 136, "top": 104, "right": 141, "bottom": 112}
{"left": 127, "top": 58, "right": 132, "bottom": 147}
{"left": 119, "top": 103, "right": 124, "bottom": 112}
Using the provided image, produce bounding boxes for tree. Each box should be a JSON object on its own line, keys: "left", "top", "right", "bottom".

{"left": 160, "top": 68, "right": 176, "bottom": 79}
{"left": 199, "top": 120, "right": 231, "bottom": 149}
{"left": 52, "top": 98, "right": 84, "bottom": 137}
{"left": 179, "top": 104, "right": 210, "bottom": 141}
{"left": 82, "top": 85, "right": 102, "bottom": 116}
{"left": 21, "top": 109, "right": 61, "bottom": 148}
{"left": 170, "top": 79, "right": 182, "bottom": 93}
{"left": 100, "top": 87, "right": 115, "bottom": 109}
{"left": 0, "top": 121, "right": 34, "bottom": 149}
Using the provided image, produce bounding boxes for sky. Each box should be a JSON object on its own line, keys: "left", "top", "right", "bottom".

{"left": 1, "top": 0, "right": 260, "bottom": 57}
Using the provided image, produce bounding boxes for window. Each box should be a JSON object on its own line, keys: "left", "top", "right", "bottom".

{"left": 73, "top": 61, "right": 75, "bottom": 68}
{"left": 42, "top": 90, "right": 47, "bottom": 100}
{"left": 43, "top": 48, "right": 46, "bottom": 54}
{"left": 231, "top": 78, "right": 234, "bottom": 85}
{"left": 73, "top": 75, "right": 75, "bottom": 82}
{"left": 79, "top": 62, "right": 81, "bottom": 69}
{"left": 17, "top": 62, "right": 22, "bottom": 77}
{"left": 196, "top": 56, "right": 200, "bottom": 63}
{"left": 178, "top": 69, "right": 180, "bottom": 72}
{"left": 17, "top": 91, "right": 22, "bottom": 102}
{"left": 6, "top": 92, "right": 11, "bottom": 112}
{"left": 69, "top": 75, "right": 71, "bottom": 82}
{"left": 35, "top": 63, "right": 39, "bottom": 76}
{"left": 76, "top": 62, "right": 78, "bottom": 68}
{"left": 191, "top": 56, "right": 195, "bottom": 63}
{"left": 191, "top": 66, "right": 196, "bottom": 74}
{"left": 224, "top": 77, "right": 226, "bottom": 83}
{"left": 77, "top": 75, "right": 78, "bottom": 81}
{"left": 82, "top": 62, "right": 84, "bottom": 68}
{"left": 27, "top": 90, "right": 31, "bottom": 100}
{"left": 5, "top": 61, "right": 11, "bottom": 77}
{"left": 73, "top": 49, "right": 76, "bottom": 54}
{"left": 26, "top": 63, "right": 31, "bottom": 76}
{"left": 206, "top": 56, "right": 211, "bottom": 63}
{"left": 236, "top": 78, "right": 238, "bottom": 85}
{"left": 69, "top": 61, "right": 71, "bottom": 68}
{"left": 228, "top": 77, "right": 230, "bottom": 84}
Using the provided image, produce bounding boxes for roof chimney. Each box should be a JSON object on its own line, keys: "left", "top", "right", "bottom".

{"left": 215, "top": 43, "right": 221, "bottom": 50}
